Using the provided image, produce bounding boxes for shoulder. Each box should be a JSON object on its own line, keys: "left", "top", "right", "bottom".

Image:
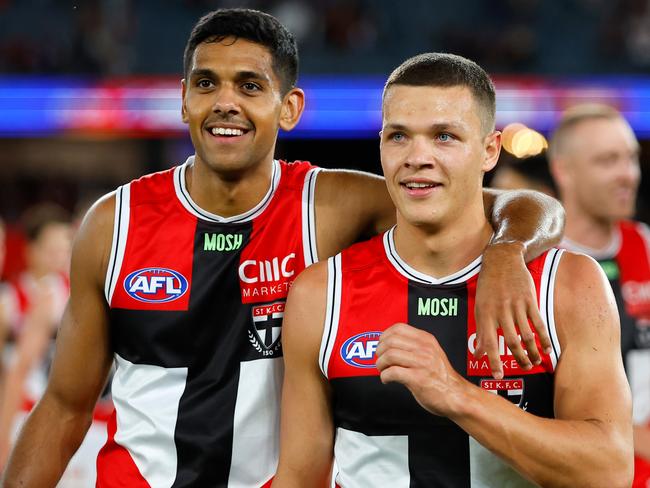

{"left": 315, "top": 168, "right": 385, "bottom": 194}
{"left": 289, "top": 260, "right": 329, "bottom": 303}
{"left": 72, "top": 191, "right": 117, "bottom": 287}
{"left": 554, "top": 251, "right": 619, "bottom": 343}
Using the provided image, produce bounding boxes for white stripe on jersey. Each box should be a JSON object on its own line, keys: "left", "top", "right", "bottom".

{"left": 112, "top": 353, "right": 187, "bottom": 488}
{"left": 539, "top": 248, "right": 564, "bottom": 368}
{"left": 228, "top": 357, "right": 284, "bottom": 487}
{"left": 334, "top": 427, "right": 409, "bottom": 488}
{"left": 105, "top": 184, "right": 131, "bottom": 304}
{"left": 301, "top": 167, "right": 321, "bottom": 267}
{"left": 319, "top": 254, "right": 342, "bottom": 377}
{"left": 469, "top": 436, "right": 537, "bottom": 487}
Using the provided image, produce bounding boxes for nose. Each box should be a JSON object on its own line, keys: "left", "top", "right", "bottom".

{"left": 619, "top": 156, "right": 641, "bottom": 186}
{"left": 405, "top": 136, "right": 436, "bottom": 169}
{"left": 211, "top": 85, "right": 240, "bottom": 116}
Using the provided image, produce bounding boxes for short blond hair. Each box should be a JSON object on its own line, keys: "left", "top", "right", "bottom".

{"left": 548, "top": 104, "right": 623, "bottom": 160}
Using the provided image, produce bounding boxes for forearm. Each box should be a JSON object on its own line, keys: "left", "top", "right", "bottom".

{"left": 2, "top": 393, "right": 92, "bottom": 487}
{"left": 451, "top": 384, "right": 632, "bottom": 487}
{"left": 484, "top": 188, "right": 565, "bottom": 261}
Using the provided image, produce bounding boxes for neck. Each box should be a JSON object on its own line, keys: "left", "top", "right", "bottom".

{"left": 393, "top": 203, "right": 493, "bottom": 279}
{"left": 186, "top": 155, "right": 275, "bottom": 218}
{"left": 562, "top": 199, "right": 616, "bottom": 250}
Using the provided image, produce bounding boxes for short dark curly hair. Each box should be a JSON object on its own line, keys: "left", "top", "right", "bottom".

{"left": 183, "top": 8, "right": 299, "bottom": 94}
{"left": 384, "top": 53, "right": 496, "bottom": 135}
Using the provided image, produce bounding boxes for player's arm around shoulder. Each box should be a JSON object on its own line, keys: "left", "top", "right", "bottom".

{"left": 273, "top": 261, "right": 334, "bottom": 488}
{"left": 313, "top": 169, "right": 394, "bottom": 259}
{"left": 551, "top": 251, "right": 633, "bottom": 485}
{"left": 2, "top": 193, "right": 116, "bottom": 487}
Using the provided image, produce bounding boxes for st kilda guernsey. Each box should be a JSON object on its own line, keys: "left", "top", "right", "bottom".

{"left": 96, "top": 157, "right": 320, "bottom": 487}
{"left": 321, "top": 228, "right": 564, "bottom": 488}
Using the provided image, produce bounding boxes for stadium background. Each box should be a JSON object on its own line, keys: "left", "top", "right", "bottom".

{"left": 0, "top": 0, "right": 649, "bottom": 274}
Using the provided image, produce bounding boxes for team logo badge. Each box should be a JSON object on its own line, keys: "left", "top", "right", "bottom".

{"left": 340, "top": 331, "right": 382, "bottom": 368}
{"left": 124, "top": 267, "right": 188, "bottom": 303}
{"left": 249, "top": 301, "right": 284, "bottom": 356}
{"left": 480, "top": 378, "right": 525, "bottom": 408}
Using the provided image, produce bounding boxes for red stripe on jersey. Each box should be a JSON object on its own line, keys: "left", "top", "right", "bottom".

{"left": 239, "top": 161, "right": 314, "bottom": 304}
{"left": 96, "top": 411, "right": 151, "bottom": 488}
{"left": 618, "top": 221, "right": 650, "bottom": 318}
{"left": 328, "top": 236, "right": 408, "bottom": 379}
{"left": 110, "top": 169, "right": 196, "bottom": 311}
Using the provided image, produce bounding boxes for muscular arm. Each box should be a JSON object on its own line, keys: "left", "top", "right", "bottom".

{"left": 1, "top": 196, "right": 115, "bottom": 487}
{"left": 315, "top": 170, "right": 566, "bottom": 377}
{"left": 273, "top": 263, "right": 334, "bottom": 488}
{"left": 376, "top": 252, "right": 633, "bottom": 487}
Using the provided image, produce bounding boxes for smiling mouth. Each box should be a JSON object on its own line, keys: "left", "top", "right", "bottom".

{"left": 401, "top": 181, "right": 441, "bottom": 190}
{"left": 209, "top": 127, "right": 249, "bottom": 137}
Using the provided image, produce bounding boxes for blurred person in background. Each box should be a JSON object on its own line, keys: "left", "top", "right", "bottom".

{"left": 548, "top": 104, "right": 650, "bottom": 487}
{"left": 490, "top": 152, "right": 556, "bottom": 197}
{"left": 0, "top": 204, "right": 72, "bottom": 471}
{"left": 0, "top": 217, "right": 9, "bottom": 387}
{"left": 2, "top": 9, "right": 565, "bottom": 487}
{"left": 0, "top": 204, "right": 109, "bottom": 486}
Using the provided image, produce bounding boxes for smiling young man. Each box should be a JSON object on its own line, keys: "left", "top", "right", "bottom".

{"left": 3, "top": 11, "right": 564, "bottom": 488}
{"left": 274, "top": 53, "right": 633, "bottom": 487}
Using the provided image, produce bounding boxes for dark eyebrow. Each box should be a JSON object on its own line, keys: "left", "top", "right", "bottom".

{"left": 234, "top": 70, "right": 271, "bottom": 84}
{"left": 189, "top": 68, "right": 217, "bottom": 79}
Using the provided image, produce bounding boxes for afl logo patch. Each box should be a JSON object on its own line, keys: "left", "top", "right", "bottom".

{"left": 340, "top": 331, "right": 382, "bottom": 368}
{"left": 124, "top": 268, "right": 188, "bottom": 303}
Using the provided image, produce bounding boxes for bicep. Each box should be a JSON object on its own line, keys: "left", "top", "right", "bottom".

{"left": 44, "top": 197, "right": 114, "bottom": 414}
{"left": 277, "top": 265, "right": 333, "bottom": 484}
{"left": 553, "top": 253, "right": 631, "bottom": 426}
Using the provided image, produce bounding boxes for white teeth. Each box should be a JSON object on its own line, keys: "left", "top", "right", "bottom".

{"left": 211, "top": 127, "right": 244, "bottom": 136}
{"left": 405, "top": 182, "right": 434, "bottom": 189}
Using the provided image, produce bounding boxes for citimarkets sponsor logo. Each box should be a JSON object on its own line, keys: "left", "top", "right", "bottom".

{"left": 340, "top": 331, "right": 382, "bottom": 368}
{"left": 124, "top": 267, "right": 188, "bottom": 303}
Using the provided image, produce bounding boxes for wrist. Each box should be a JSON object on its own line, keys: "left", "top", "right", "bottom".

{"left": 484, "top": 240, "right": 526, "bottom": 260}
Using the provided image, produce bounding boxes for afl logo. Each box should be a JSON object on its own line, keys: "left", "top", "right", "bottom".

{"left": 340, "top": 331, "right": 382, "bottom": 368}
{"left": 124, "top": 268, "right": 188, "bottom": 303}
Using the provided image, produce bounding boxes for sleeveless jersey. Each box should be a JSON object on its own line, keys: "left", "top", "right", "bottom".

{"left": 96, "top": 157, "right": 320, "bottom": 488}
{"left": 320, "top": 228, "right": 564, "bottom": 488}
{"left": 562, "top": 220, "right": 650, "bottom": 487}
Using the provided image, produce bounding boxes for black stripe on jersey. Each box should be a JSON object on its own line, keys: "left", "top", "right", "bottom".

{"left": 305, "top": 169, "right": 317, "bottom": 264}
{"left": 407, "top": 281, "right": 471, "bottom": 486}
{"left": 545, "top": 250, "right": 561, "bottom": 363}
{"left": 172, "top": 219, "right": 254, "bottom": 487}
{"left": 107, "top": 186, "right": 124, "bottom": 299}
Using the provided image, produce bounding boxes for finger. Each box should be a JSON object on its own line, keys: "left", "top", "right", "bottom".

{"left": 379, "top": 365, "right": 413, "bottom": 387}
{"left": 515, "top": 306, "right": 541, "bottom": 366}
{"left": 376, "top": 347, "right": 422, "bottom": 372}
{"left": 377, "top": 330, "right": 429, "bottom": 357}
{"left": 501, "top": 316, "right": 532, "bottom": 371}
{"left": 527, "top": 302, "right": 552, "bottom": 355}
{"left": 476, "top": 318, "right": 503, "bottom": 379}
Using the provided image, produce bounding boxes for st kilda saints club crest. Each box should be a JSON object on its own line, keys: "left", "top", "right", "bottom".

{"left": 480, "top": 378, "right": 526, "bottom": 409}
{"left": 249, "top": 301, "right": 284, "bottom": 356}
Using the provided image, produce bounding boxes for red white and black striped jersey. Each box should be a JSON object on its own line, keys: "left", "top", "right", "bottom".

{"left": 320, "top": 228, "right": 563, "bottom": 487}
{"left": 96, "top": 157, "right": 320, "bottom": 488}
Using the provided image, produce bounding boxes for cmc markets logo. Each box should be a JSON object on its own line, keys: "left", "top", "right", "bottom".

{"left": 340, "top": 331, "right": 382, "bottom": 368}
{"left": 124, "top": 267, "right": 188, "bottom": 303}
{"left": 238, "top": 253, "right": 295, "bottom": 284}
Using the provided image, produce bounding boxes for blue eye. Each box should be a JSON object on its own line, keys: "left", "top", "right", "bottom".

{"left": 438, "top": 133, "right": 452, "bottom": 142}
{"left": 391, "top": 132, "right": 405, "bottom": 142}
